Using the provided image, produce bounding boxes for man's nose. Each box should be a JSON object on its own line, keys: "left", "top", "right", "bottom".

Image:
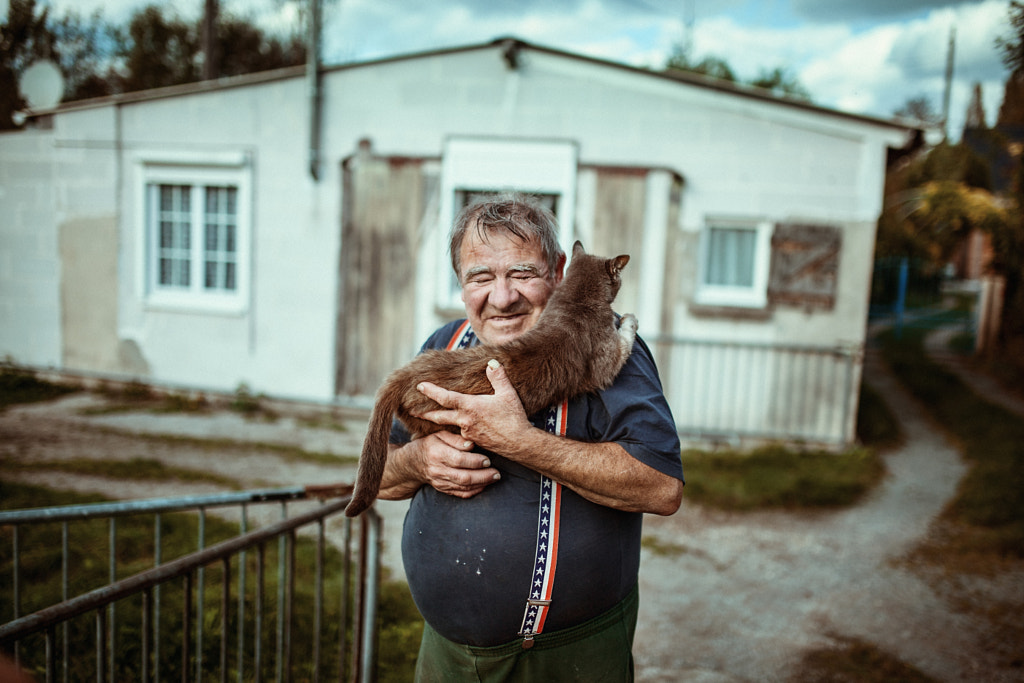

{"left": 489, "top": 276, "right": 520, "bottom": 309}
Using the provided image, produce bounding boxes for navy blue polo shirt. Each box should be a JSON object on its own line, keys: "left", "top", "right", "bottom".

{"left": 391, "top": 319, "right": 683, "bottom": 647}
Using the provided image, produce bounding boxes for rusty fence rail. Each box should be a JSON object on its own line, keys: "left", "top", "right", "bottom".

{"left": 0, "top": 487, "right": 381, "bottom": 682}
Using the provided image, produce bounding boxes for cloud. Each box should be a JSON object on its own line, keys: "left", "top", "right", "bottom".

{"left": 799, "top": 24, "right": 909, "bottom": 115}
{"left": 790, "top": 0, "right": 987, "bottom": 23}
{"left": 886, "top": 1, "right": 1007, "bottom": 80}
{"left": 693, "top": 16, "right": 850, "bottom": 78}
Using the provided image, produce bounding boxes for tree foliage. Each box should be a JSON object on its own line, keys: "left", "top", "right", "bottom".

{"left": 911, "top": 181, "right": 1009, "bottom": 264}
{"left": 997, "top": 70, "right": 1024, "bottom": 128}
{"left": 122, "top": 5, "right": 200, "bottom": 92}
{"left": 996, "top": 0, "right": 1024, "bottom": 74}
{"left": 749, "top": 66, "right": 810, "bottom": 101}
{"left": 996, "top": 1, "right": 1024, "bottom": 128}
{"left": 894, "top": 96, "right": 943, "bottom": 128}
{"left": 0, "top": 0, "right": 306, "bottom": 128}
{"left": 665, "top": 48, "right": 737, "bottom": 82}
{"left": 0, "top": 0, "right": 55, "bottom": 128}
{"left": 663, "top": 43, "right": 810, "bottom": 101}
{"left": 877, "top": 143, "right": 1008, "bottom": 266}
{"left": 964, "top": 82, "right": 988, "bottom": 131}
{"left": 904, "top": 142, "right": 993, "bottom": 192}
{"left": 51, "top": 9, "right": 127, "bottom": 101}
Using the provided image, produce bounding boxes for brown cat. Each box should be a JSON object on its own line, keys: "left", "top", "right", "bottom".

{"left": 345, "top": 241, "right": 637, "bottom": 517}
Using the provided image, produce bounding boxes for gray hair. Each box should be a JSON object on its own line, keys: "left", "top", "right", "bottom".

{"left": 448, "top": 193, "right": 564, "bottom": 282}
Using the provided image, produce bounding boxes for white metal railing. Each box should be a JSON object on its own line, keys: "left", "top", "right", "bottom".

{"left": 0, "top": 486, "right": 381, "bottom": 682}
{"left": 653, "top": 337, "right": 862, "bottom": 447}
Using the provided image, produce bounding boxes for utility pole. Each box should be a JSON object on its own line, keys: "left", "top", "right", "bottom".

{"left": 682, "top": 0, "right": 695, "bottom": 61}
{"left": 202, "top": 0, "right": 219, "bottom": 81}
{"left": 942, "top": 25, "right": 955, "bottom": 141}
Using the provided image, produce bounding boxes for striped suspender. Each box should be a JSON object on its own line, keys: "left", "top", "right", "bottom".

{"left": 446, "top": 320, "right": 475, "bottom": 350}
{"left": 518, "top": 400, "right": 567, "bottom": 649}
{"left": 445, "top": 322, "right": 566, "bottom": 650}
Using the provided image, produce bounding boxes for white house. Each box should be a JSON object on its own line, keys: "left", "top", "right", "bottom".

{"left": 0, "top": 37, "right": 918, "bottom": 447}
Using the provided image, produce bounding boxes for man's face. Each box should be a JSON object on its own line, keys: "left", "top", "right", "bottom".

{"left": 459, "top": 229, "right": 564, "bottom": 346}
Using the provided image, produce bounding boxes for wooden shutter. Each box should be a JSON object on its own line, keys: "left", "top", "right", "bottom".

{"left": 767, "top": 224, "right": 841, "bottom": 310}
{"left": 336, "top": 152, "right": 429, "bottom": 396}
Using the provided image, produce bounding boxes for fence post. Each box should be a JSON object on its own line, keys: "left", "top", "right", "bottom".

{"left": 895, "top": 257, "right": 909, "bottom": 340}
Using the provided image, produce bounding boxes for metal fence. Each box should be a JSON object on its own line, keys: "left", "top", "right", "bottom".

{"left": 0, "top": 487, "right": 380, "bottom": 682}
{"left": 653, "top": 337, "right": 862, "bottom": 447}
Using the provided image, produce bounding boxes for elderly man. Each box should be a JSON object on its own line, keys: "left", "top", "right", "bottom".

{"left": 378, "top": 195, "right": 684, "bottom": 682}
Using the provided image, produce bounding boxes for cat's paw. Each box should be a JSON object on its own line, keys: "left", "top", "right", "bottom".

{"left": 618, "top": 315, "right": 638, "bottom": 352}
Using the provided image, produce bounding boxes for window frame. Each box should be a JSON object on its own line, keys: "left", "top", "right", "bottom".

{"left": 695, "top": 218, "right": 773, "bottom": 309}
{"left": 136, "top": 156, "right": 252, "bottom": 314}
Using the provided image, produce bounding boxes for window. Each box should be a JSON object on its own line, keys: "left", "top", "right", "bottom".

{"left": 138, "top": 157, "right": 250, "bottom": 313}
{"left": 696, "top": 220, "right": 772, "bottom": 308}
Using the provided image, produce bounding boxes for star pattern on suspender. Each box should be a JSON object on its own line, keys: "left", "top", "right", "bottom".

{"left": 445, "top": 322, "right": 566, "bottom": 651}
{"left": 518, "top": 404, "right": 565, "bottom": 649}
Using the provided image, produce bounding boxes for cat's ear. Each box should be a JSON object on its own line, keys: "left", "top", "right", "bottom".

{"left": 609, "top": 254, "right": 630, "bottom": 275}
{"left": 572, "top": 241, "right": 586, "bottom": 258}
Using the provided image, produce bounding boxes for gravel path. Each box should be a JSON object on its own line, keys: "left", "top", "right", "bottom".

{"left": 634, "top": 348, "right": 985, "bottom": 682}
{"left": 3, "top": 337, "right": 1023, "bottom": 682}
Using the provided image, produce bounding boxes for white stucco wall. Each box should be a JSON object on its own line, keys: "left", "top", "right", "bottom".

{"left": 313, "top": 47, "right": 906, "bottom": 350}
{"left": 0, "top": 129, "right": 61, "bottom": 368}
{"left": 110, "top": 79, "right": 342, "bottom": 400}
{"left": 6, "top": 42, "right": 910, "bottom": 414}
{"left": 27, "top": 77, "right": 343, "bottom": 400}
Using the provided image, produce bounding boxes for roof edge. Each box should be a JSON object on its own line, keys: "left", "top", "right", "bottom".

{"left": 27, "top": 35, "right": 919, "bottom": 137}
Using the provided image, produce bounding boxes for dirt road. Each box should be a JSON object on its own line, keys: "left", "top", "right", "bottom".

{"left": 2, "top": 349, "right": 1022, "bottom": 682}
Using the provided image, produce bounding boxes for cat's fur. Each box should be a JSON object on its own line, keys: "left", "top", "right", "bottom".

{"left": 345, "top": 241, "right": 637, "bottom": 517}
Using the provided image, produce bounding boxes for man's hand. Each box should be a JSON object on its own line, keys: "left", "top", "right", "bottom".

{"left": 414, "top": 359, "right": 683, "bottom": 516}
{"left": 376, "top": 429, "right": 501, "bottom": 501}
{"left": 415, "top": 359, "right": 530, "bottom": 453}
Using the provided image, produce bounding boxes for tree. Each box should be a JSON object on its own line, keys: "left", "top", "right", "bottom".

{"left": 750, "top": 66, "right": 810, "bottom": 101}
{"left": 1, "top": 0, "right": 308, "bottom": 125}
{"left": 996, "top": 0, "right": 1024, "bottom": 74}
{"left": 964, "top": 82, "right": 988, "bottom": 131}
{"left": 214, "top": 15, "right": 304, "bottom": 79}
{"left": 662, "top": 42, "right": 810, "bottom": 101}
{"left": 904, "top": 142, "right": 993, "bottom": 192}
{"left": 876, "top": 142, "right": 1001, "bottom": 262}
{"left": 997, "top": 70, "right": 1024, "bottom": 128}
{"left": 894, "top": 96, "right": 943, "bottom": 128}
{"left": 907, "top": 181, "right": 1009, "bottom": 264}
{"left": 50, "top": 9, "right": 127, "bottom": 101}
{"left": 121, "top": 5, "right": 199, "bottom": 92}
{"left": 0, "top": 0, "right": 57, "bottom": 128}
{"left": 665, "top": 45, "right": 736, "bottom": 82}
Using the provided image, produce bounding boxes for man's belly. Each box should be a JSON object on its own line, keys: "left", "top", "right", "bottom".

{"left": 401, "top": 456, "right": 642, "bottom": 647}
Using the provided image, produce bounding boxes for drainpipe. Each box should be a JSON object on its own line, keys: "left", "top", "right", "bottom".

{"left": 307, "top": 0, "right": 323, "bottom": 181}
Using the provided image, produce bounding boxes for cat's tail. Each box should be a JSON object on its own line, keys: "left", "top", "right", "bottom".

{"left": 345, "top": 384, "right": 401, "bottom": 517}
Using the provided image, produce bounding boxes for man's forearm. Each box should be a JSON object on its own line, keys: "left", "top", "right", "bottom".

{"left": 502, "top": 427, "right": 683, "bottom": 516}
{"left": 375, "top": 443, "right": 423, "bottom": 501}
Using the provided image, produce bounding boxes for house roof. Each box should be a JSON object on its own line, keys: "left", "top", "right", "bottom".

{"left": 30, "top": 36, "right": 918, "bottom": 137}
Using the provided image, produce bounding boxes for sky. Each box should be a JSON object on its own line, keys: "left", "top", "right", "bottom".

{"left": 23, "top": 0, "right": 1016, "bottom": 138}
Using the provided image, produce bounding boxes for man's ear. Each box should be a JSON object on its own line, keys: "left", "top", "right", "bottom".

{"left": 553, "top": 251, "right": 568, "bottom": 285}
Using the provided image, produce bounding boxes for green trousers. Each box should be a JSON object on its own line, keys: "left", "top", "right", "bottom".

{"left": 413, "top": 585, "right": 639, "bottom": 683}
